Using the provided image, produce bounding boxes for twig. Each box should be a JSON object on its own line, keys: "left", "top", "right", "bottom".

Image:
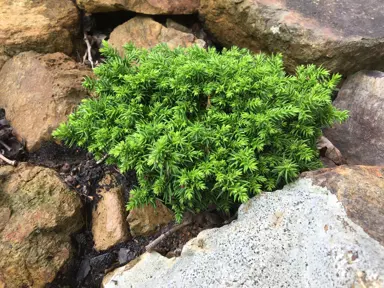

{"left": 83, "top": 32, "right": 94, "bottom": 68}
{"left": 96, "top": 154, "right": 108, "bottom": 165}
{"left": 206, "top": 95, "right": 211, "bottom": 109}
{"left": 0, "top": 140, "right": 11, "bottom": 151}
{"left": 146, "top": 221, "right": 193, "bottom": 252}
{"left": 83, "top": 195, "right": 94, "bottom": 201}
{"left": 82, "top": 50, "right": 88, "bottom": 64}
{"left": 0, "top": 153, "right": 16, "bottom": 166}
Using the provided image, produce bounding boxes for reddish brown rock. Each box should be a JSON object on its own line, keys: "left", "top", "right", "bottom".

{"left": 127, "top": 199, "right": 174, "bottom": 237}
{"left": 77, "top": 0, "right": 199, "bottom": 14}
{"left": 199, "top": 0, "right": 384, "bottom": 74}
{"left": 0, "top": 163, "right": 83, "bottom": 288}
{"left": 92, "top": 174, "right": 130, "bottom": 251}
{"left": 109, "top": 16, "right": 205, "bottom": 55}
{"left": 0, "top": 52, "right": 92, "bottom": 152}
{"left": 302, "top": 165, "right": 384, "bottom": 246}
{"left": 324, "top": 71, "right": 384, "bottom": 166}
{"left": 0, "top": 0, "right": 79, "bottom": 70}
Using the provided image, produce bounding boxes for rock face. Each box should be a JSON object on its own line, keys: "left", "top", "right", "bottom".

{"left": 92, "top": 174, "right": 130, "bottom": 251}
{"left": 109, "top": 16, "right": 206, "bottom": 55}
{"left": 0, "top": 163, "right": 83, "bottom": 288}
{"left": 199, "top": 0, "right": 384, "bottom": 74}
{"left": 302, "top": 165, "right": 384, "bottom": 246}
{"left": 104, "top": 178, "right": 384, "bottom": 288}
{"left": 77, "top": 0, "right": 199, "bottom": 14}
{"left": 0, "top": 52, "right": 92, "bottom": 152}
{"left": 0, "top": 0, "right": 79, "bottom": 70}
{"left": 324, "top": 71, "right": 384, "bottom": 165}
{"left": 127, "top": 199, "right": 174, "bottom": 237}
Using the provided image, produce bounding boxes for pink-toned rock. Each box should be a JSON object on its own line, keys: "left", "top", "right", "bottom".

{"left": 108, "top": 16, "right": 206, "bottom": 55}
{"left": 302, "top": 165, "right": 384, "bottom": 246}
{"left": 0, "top": 52, "right": 92, "bottom": 152}
{"left": 0, "top": 0, "right": 79, "bottom": 70}
{"left": 0, "top": 163, "right": 83, "bottom": 288}
{"left": 77, "top": 0, "right": 199, "bottom": 14}
{"left": 199, "top": 0, "right": 384, "bottom": 74}
{"left": 127, "top": 199, "right": 174, "bottom": 237}
{"left": 92, "top": 174, "right": 130, "bottom": 251}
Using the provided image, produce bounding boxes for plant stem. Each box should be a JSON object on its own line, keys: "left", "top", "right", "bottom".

{"left": 0, "top": 154, "right": 16, "bottom": 166}
{"left": 145, "top": 221, "right": 192, "bottom": 252}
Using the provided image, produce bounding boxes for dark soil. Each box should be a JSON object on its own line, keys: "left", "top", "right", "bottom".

{"left": 0, "top": 108, "right": 26, "bottom": 161}
{"left": 26, "top": 142, "right": 228, "bottom": 288}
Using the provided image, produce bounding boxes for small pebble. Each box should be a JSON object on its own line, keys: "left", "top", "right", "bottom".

{"left": 61, "top": 162, "right": 71, "bottom": 173}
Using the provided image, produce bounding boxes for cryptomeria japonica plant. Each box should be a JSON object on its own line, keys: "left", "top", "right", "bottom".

{"left": 53, "top": 42, "right": 348, "bottom": 221}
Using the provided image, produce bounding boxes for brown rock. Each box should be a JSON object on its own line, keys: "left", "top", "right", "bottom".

{"left": 324, "top": 71, "right": 384, "bottom": 165}
{"left": 92, "top": 174, "right": 130, "bottom": 251}
{"left": 127, "top": 199, "right": 174, "bottom": 237}
{"left": 302, "top": 165, "right": 384, "bottom": 246}
{"left": 77, "top": 0, "right": 199, "bottom": 14}
{"left": 0, "top": 0, "right": 79, "bottom": 70}
{"left": 109, "top": 16, "right": 206, "bottom": 55}
{"left": 199, "top": 0, "right": 384, "bottom": 74}
{"left": 0, "top": 52, "right": 92, "bottom": 152}
{"left": 0, "top": 163, "right": 83, "bottom": 288}
{"left": 316, "top": 136, "right": 345, "bottom": 166}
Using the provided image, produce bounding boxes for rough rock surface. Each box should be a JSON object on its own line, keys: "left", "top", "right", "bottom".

{"left": 0, "top": 0, "right": 79, "bottom": 70}
{"left": 0, "top": 52, "right": 92, "bottom": 152}
{"left": 92, "top": 174, "right": 130, "bottom": 251}
{"left": 199, "top": 0, "right": 384, "bottom": 74}
{"left": 77, "top": 0, "right": 199, "bottom": 14}
{"left": 109, "top": 16, "right": 206, "bottom": 55}
{"left": 302, "top": 165, "right": 384, "bottom": 246}
{"left": 324, "top": 71, "right": 384, "bottom": 165}
{"left": 104, "top": 179, "right": 384, "bottom": 288}
{"left": 0, "top": 163, "right": 83, "bottom": 288}
{"left": 127, "top": 199, "right": 174, "bottom": 237}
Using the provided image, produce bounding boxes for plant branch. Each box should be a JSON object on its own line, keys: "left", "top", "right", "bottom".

{"left": 96, "top": 154, "right": 108, "bottom": 165}
{"left": 0, "top": 153, "right": 16, "bottom": 166}
{"left": 0, "top": 140, "right": 11, "bottom": 151}
{"left": 83, "top": 33, "right": 94, "bottom": 68}
{"left": 146, "top": 220, "right": 193, "bottom": 252}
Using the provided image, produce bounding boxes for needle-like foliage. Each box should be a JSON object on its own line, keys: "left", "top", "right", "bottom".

{"left": 53, "top": 42, "right": 348, "bottom": 221}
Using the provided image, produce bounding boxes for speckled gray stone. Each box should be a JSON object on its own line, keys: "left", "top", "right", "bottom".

{"left": 103, "top": 179, "right": 384, "bottom": 288}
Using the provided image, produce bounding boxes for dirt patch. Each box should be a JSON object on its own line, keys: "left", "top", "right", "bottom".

{"left": 27, "top": 141, "right": 228, "bottom": 288}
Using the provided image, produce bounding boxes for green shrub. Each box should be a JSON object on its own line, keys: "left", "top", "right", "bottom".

{"left": 53, "top": 42, "right": 348, "bottom": 221}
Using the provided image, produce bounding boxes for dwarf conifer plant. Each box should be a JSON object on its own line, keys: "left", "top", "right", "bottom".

{"left": 54, "top": 42, "right": 348, "bottom": 221}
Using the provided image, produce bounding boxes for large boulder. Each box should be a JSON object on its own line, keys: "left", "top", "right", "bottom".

{"left": 0, "top": 52, "right": 92, "bottom": 152}
{"left": 199, "top": 0, "right": 384, "bottom": 74}
{"left": 302, "top": 165, "right": 384, "bottom": 246}
{"left": 127, "top": 199, "right": 174, "bottom": 237}
{"left": 0, "top": 163, "right": 83, "bottom": 288}
{"left": 103, "top": 174, "right": 384, "bottom": 287}
{"left": 77, "top": 0, "right": 199, "bottom": 14}
{"left": 108, "top": 16, "right": 206, "bottom": 55}
{"left": 324, "top": 71, "right": 384, "bottom": 165}
{"left": 0, "top": 0, "right": 79, "bottom": 70}
{"left": 92, "top": 174, "right": 130, "bottom": 251}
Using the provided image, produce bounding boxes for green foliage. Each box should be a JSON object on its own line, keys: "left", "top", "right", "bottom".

{"left": 53, "top": 42, "right": 348, "bottom": 221}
